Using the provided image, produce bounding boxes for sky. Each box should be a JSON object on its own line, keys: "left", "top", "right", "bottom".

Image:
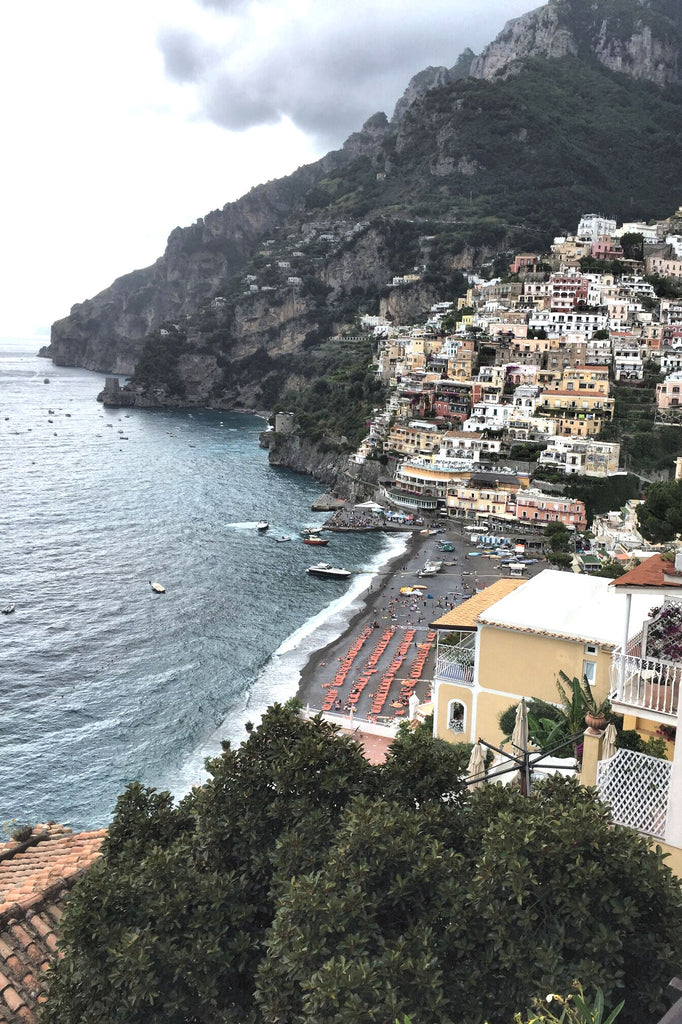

{"left": 1, "top": 0, "right": 535, "bottom": 342}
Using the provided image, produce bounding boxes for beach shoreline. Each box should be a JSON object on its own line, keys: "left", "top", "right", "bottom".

{"left": 294, "top": 528, "right": 427, "bottom": 707}
{"left": 294, "top": 518, "right": 547, "bottom": 739}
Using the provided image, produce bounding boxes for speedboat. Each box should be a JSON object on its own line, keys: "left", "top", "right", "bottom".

{"left": 2, "top": 604, "right": 15, "bottom": 615}
{"left": 150, "top": 581, "right": 166, "bottom": 594}
{"left": 256, "top": 521, "right": 269, "bottom": 532}
{"left": 301, "top": 527, "right": 323, "bottom": 537}
{"left": 274, "top": 536, "right": 291, "bottom": 543}
{"left": 306, "top": 563, "right": 352, "bottom": 580}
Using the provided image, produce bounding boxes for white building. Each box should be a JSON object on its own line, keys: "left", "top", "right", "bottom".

{"left": 577, "top": 214, "right": 617, "bottom": 243}
{"left": 537, "top": 436, "right": 621, "bottom": 477}
{"left": 463, "top": 399, "right": 512, "bottom": 433}
{"left": 528, "top": 310, "right": 608, "bottom": 337}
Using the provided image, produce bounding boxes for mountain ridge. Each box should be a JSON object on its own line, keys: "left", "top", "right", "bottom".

{"left": 43, "top": 0, "right": 682, "bottom": 406}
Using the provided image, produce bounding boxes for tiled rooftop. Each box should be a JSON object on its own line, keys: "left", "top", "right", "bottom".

{"left": 610, "top": 552, "right": 682, "bottom": 590}
{"left": 0, "top": 824, "right": 105, "bottom": 1022}
{"left": 429, "top": 579, "right": 524, "bottom": 630}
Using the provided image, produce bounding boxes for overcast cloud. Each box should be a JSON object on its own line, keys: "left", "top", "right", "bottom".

{"left": 1, "top": 0, "right": 536, "bottom": 340}
{"left": 158, "top": 0, "right": 535, "bottom": 144}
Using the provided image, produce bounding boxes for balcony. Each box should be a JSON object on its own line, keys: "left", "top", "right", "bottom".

{"left": 610, "top": 633, "right": 681, "bottom": 721}
{"left": 435, "top": 637, "right": 476, "bottom": 685}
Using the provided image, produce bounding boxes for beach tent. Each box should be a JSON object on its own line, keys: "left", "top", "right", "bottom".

{"left": 354, "top": 500, "right": 384, "bottom": 512}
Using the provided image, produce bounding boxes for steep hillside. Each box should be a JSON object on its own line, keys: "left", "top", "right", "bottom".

{"left": 43, "top": 0, "right": 682, "bottom": 416}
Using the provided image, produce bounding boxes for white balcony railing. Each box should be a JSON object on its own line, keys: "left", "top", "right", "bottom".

{"left": 435, "top": 640, "right": 475, "bottom": 685}
{"left": 610, "top": 647, "right": 681, "bottom": 718}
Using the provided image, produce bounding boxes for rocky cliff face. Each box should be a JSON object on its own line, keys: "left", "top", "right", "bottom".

{"left": 470, "top": 0, "right": 680, "bottom": 84}
{"left": 45, "top": 152, "right": 347, "bottom": 373}
{"left": 44, "top": 0, "right": 681, "bottom": 394}
{"left": 262, "top": 431, "right": 384, "bottom": 501}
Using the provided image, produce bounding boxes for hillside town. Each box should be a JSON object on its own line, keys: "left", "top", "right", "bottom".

{"left": 331, "top": 206, "right": 682, "bottom": 566}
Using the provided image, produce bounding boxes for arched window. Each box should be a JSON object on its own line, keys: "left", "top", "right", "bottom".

{"left": 447, "top": 699, "right": 466, "bottom": 734}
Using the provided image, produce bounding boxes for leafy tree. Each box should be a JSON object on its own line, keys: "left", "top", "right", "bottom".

{"left": 619, "top": 232, "right": 644, "bottom": 262}
{"left": 43, "top": 710, "right": 682, "bottom": 1024}
{"left": 637, "top": 480, "right": 682, "bottom": 543}
{"left": 257, "top": 777, "right": 682, "bottom": 1024}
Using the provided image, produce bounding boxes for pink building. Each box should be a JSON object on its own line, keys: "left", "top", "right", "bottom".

{"left": 514, "top": 489, "right": 587, "bottom": 530}
{"left": 656, "top": 372, "right": 682, "bottom": 411}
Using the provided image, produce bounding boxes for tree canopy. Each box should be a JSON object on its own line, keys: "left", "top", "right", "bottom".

{"left": 637, "top": 480, "right": 682, "bottom": 543}
{"left": 43, "top": 703, "right": 682, "bottom": 1024}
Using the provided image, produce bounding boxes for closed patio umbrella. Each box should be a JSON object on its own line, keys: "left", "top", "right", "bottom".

{"left": 466, "top": 742, "right": 486, "bottom": 789}
{"left": 511, "top": 700, "right": 531, "bottom": 795}
{"left": 601, "top": 722, "right": 618, "bottom": 760}
{"left": 511, "top": 700, "right": 529, "bottom": 758}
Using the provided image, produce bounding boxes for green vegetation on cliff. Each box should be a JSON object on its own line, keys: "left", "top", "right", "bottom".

{"left": 310, "top": 57, "right": 682, "bottom": 237}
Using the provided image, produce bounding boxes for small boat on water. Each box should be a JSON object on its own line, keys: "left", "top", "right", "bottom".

{"left": 2, "top": 604, "right": 15, "bottom": 615}
{"left": 301, "top": 527, "right": 323, "bottom": 537}
{"left": 274, "top": 536, "right": 292, "bottom": 543}
{"left": 256, "top": 521, "right": 269, "bottom": 532}
{"left": 306, "top": 563, "right": 352, "bottom": 580}
{"left": 150, "top": 581, "right": 166, "bottom": 594}
{"left": 303, "top": 537, "right": 329, "bottom": 546}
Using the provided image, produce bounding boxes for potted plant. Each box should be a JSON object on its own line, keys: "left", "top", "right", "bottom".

{"left": 557, "top": 672, "right": 611, "bottom": 734}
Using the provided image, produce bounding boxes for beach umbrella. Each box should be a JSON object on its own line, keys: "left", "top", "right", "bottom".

{"left": 511, "top": 700, "right": 531, "bottom": 794}
{"left": 408, "top": 693, "right": 420, "bottom": 721}
{"left": 511, "top": 701, "right": 528, "bottom": 758}
{"left": 602, "top": 722, "right": 618, "bottom": 760}
{"left": 466, "top": 742, "right": 486, "bottom": 789}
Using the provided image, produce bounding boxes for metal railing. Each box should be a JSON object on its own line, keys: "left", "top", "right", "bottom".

{"left": 435, "top": 640, "right": 475, "bottom": 684}
{"left": 610, "top": 647, "right": 681, "bottom": 717}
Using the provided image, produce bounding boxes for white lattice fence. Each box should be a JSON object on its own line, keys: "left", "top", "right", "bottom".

{"left": 596, "top": 748, "right": 672, "bottom": 839}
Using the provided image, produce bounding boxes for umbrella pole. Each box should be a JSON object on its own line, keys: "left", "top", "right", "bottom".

{"left": 522, "top": 699, "right": 531, "bottom": 797}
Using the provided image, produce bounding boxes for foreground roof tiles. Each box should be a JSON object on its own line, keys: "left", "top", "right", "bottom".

{"left": 0, "top": 824, "right": 105, "bottom": 1022}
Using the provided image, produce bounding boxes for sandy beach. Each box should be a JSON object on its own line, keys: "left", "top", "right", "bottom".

{"left": 296, "top": 519, "right": 531, "bottom": 732}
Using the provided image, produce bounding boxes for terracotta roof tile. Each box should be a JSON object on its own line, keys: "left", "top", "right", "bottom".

{"left": 430, "top": 579, "right": 525, "bottom": 630}
{"left": 0, "top": 825, "right": 105, "bottom": 1022}
{"left": 610, "top": 553, "right": 682, "bottom": 590}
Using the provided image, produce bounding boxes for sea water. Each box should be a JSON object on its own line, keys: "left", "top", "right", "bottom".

{"left": 0, "top": 342, "right": 405, "bottom": 829}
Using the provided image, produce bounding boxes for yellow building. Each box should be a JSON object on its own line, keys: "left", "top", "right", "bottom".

{"left": 386, "top": 421, "right": 443, "bottom": 457}
{"left": 430, "top": 560, "right": 682, "bottom": 877}
{"left": 431, "top": 570, "right": 654, "bottom": 751}
{"left": 536, "top": 390, "right": 615, "bottom": 436}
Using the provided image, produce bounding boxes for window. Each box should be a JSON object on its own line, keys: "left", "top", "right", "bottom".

{"left": 582, "top": 659, "right": 597, "bottom": 686}
{"left": 447, "top": 700, "right": 466, "bottom": 734}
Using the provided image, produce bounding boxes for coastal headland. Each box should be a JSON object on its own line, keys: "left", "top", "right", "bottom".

{"left": 295, "top": 507, "right": 546, "bottom": 755}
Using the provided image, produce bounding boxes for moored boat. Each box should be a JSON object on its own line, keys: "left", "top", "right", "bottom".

{"left": 150, "top": 581, "right": 165, "bottom": 594}
{"left": 306, "top": 563, "right": 352, "bottom": 580}
{"left": 303, "top": 537, "right": 329, "bottom": 546}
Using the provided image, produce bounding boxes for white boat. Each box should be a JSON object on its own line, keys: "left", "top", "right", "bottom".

{"left": 150, "top": 581, "right": 165, "bottom": 594}
{"left": 306, "top": 563, "right": 352, "bottom": 580}
{"left": 418, "top": 559, "right": 443, "bottom": 577}
{"left": 274, "top": 536, "right": 291, "bottom": 543}
{"left": 256, "top": 521, "right": 269, "bottom": 532}
{"left": 2, "top": 604, "right": 15, "bottom": 615}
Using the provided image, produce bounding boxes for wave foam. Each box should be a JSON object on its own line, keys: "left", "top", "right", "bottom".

{"left": 168, "top": 531, "right": 409, "bottom": 797}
